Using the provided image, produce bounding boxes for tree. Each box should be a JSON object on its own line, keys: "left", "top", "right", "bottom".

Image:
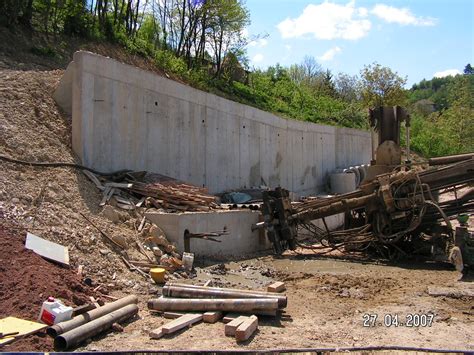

{"left": 360, "top": 62, "right": 407, "bottom": 108}
{"left": 206, "top": 0, "right": 249, "bottom": 77}
{"left": 335, "top": 73, "right": 361, "bottom": 102}
{"left": 464, "top": 63, "right": 473, "bottom": 75}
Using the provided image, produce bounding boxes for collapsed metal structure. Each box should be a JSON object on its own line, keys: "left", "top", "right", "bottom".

{"left": 254, "top": 107, "right": 474, "bottom": 271}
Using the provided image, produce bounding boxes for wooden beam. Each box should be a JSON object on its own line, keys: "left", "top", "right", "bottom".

{"left": 267, "top": 282, "right": 286, "bottom": 293}
{"left": 224, "top": 316, "right": 247, "bottom": 336}
{"left": 163, "top": 311, "right": 187, "bottom": 319}
{"left": 203, "top": 311, "right": 222, "bottom": 323}
{"left": 162, "top": 313, "right": 203, "bottom": 334}
{"left": 222, "top": 313, "right": 241, "bottom": 323}
{"left": 149, "top": 328, "right": 164, "bottom": 339}
{"left": 235, "top": 315, "right": 258, "bottom": 342}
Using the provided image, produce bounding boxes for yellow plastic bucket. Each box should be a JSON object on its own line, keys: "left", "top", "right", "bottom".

{"left": 150, "top": 268, "right": 166, "bottom": 284}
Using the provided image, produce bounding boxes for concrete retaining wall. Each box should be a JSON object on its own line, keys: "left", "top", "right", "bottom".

{"left": 58, "top": 51, "right": 371, "bottom": 195}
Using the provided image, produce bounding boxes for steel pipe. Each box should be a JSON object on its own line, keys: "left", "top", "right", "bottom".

{"left": 148, "top": 297, "right": 278, "bottom": 316}
{"left": 47, "top": 295, "right": 138, "bottom": 337}
{"left": 164, "top": 284, "right": 287, "bottom": 308}
{"left": 54, "top": 304, "right": 138, "bottom": 351}
{"left": 428, "top": 153, "right": 474, "bottom": 166}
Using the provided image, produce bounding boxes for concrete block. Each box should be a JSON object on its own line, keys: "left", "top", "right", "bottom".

{"left": 145, "top": 210, "right": 271, "bottom": 258}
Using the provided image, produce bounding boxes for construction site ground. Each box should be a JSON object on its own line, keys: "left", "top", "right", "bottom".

{"left": 0, "top": 29, "right": 473, "bottom": 352}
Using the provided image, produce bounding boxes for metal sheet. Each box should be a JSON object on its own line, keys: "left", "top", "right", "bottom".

{"left": 25, "top": 232, "right": 69, "bottom": 266}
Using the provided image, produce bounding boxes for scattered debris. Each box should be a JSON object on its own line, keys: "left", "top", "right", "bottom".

{"left": 84, "top": 171, "right": 220, "bottom": 212}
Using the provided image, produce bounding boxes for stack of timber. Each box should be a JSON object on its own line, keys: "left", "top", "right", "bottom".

{"left": 132, "top": 181, "right": 219, "bottom": 211}
{"left": 83, "top": 170, "right": 219, "bottom": 212}
{"left": 148, "top": 282, "right": 287, "bottom": 342}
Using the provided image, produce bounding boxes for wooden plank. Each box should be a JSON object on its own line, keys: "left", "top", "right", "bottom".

{"left": 83, "top": 170, "right": 105, "bottom": 191}
{"left": 163, "top": 312, "right": 187, "bottom": 319}
{"left": 203, "top": 311, "right": 222, "bottom": 323}
{"left": 0, "top": 317, "right": 47, "bottom": 345}
{"left": 162, "top": 313, "right": 203, "bottom": 334}
{"left": 223, "top": 313, "right": 241, "bottom": 323}
{"left": 428, "top": 287, "right": 474, "bottom": 298}
{"left": 224, "top": 316, "right": 247, "bottom": 336}
{"left": 235, "top": 315, "right": 258, "bottom": 342}
{"left": 267, "top": 282, "right": 286, "bottom": 293}
{"left": 25, "top": 232, "right": 69, "bottom": 266}
{"left": 104, "top": 182, "right": 134, "bottom": 189}
{"left": 99, "top": 186, "right": 112, "bottom": 206}
{"left": 149, "top": 327, "right": 164, "bottom": 339}
{"left": 203, "top": 280, "right": 212, "bottom": 287}
{"left": 138, "top": 216, "right": 146, "bottom": 232}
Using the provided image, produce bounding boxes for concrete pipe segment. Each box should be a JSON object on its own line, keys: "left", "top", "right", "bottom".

{"left": 163, "top": 284, "right": 287, "bottom": 308}
{"left": 47, "top": 295, "right": 138, "bottom": 337}
{"left": 54, "top": 304, "right": 139, "bottom": 351}
{"left": 148, "top": 297, "right": 279, "bottom": 316}
{"left": 330, "top": 172, "right": 357, "bottom": 194}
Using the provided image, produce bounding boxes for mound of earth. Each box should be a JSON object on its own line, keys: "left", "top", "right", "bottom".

{"left": 0, "top": 220, "right": 98, "bottom": 351}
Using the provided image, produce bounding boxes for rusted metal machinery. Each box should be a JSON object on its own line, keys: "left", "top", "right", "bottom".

{"left": 254, "top": 157, "right": 473, "bottom": 270}
{"left": 253, "top": 107, "right": 474, "bottom": 271}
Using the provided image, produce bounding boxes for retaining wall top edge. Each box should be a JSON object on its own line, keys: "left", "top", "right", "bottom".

{"left": 74, "top": 50, "right": 369, "bottom": 136}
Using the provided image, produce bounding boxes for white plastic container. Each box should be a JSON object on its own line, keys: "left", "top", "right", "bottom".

{"left": 38, "top": 297, "right": 73, "bottom": 325}
{"left": 182, "top": 252, "right": 194, "bottom": 271}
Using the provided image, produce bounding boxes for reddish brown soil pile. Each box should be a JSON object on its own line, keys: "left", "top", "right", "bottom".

{"left": 0, "top": 220, "right": 95, "bottom": 351}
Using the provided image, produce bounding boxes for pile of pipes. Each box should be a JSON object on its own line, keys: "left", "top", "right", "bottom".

{"left": 47, "top": 295, "right": 138, "bottom": 351}
{"left": 148, "top": 283, "right": 287, "bottom": 316}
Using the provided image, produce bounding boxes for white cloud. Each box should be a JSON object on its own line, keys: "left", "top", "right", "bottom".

{"left": 318, "top": 46, "right": 342, "bottom": 61}
{"left": 277, "top": 1, "right": 371, "bottom": 40}
{"left": 249, "top": 38, "right": 268, "bottom": 47}
{"left": 371, "top": 4, "right": 436, "bottom": 26}
{"left": 241, "top": 28, "right": 249, "bottom": 37}
{"left": 433, "top": 69, "right": 461, "bottom": 78}
{"left": 252, "top": 53, "right": 264, "bottom": 63}
{"left": 285, "top": 44, "right": 292, "bottom": 51}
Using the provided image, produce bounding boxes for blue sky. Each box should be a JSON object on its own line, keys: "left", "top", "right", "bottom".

{"left": 244, "top": 0, "right": 473, "bottom": 86}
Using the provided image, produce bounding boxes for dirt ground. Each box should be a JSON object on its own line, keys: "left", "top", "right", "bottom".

{"left": 0, "top": 30, "right": 473, "bottom": 352}
{"left": 80, "top": 254, "right": 473, "bottom": 352}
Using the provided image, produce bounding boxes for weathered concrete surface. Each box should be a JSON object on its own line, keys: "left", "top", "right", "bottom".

{"left": 145, "top": 209, "right": 271, "bottom": 258}
{"left": 56, "top": 51, "right": 371, "bottom": 194}
{"left": 145, "top": 209, "right": 343, "bottom": 258}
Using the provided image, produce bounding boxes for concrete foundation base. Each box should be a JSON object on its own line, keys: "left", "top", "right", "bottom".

{"left": 145, "top": 209, "right": 272, "bottom": 259}
{"left": 145, "top": 208, "right": 344, "bottom": 259}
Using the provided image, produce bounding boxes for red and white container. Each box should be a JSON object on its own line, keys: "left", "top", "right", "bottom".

{"left": 38, "top": 297, "right": 73, "bottom": 325}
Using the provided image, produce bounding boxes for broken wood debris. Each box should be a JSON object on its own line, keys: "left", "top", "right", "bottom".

{"left": 85, "top": 170, "right": 220, "bottom": 212}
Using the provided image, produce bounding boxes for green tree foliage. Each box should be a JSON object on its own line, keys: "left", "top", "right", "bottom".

{"left": 360, "top": 62, "right": 407, "bottom": 108}
{"left": 409, "top": 74, "right": 473, "bottom": 157}
{"left": 464, "top": 63, "right": 473, "bottom": 75}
